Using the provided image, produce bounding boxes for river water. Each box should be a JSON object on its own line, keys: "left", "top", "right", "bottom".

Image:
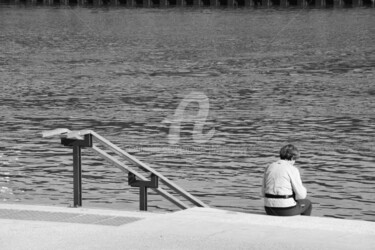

{"left": 0, "top": 5, "right": 374, "bottom": 221}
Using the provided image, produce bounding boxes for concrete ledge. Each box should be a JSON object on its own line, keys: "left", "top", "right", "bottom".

{"left": 0, "top": 204, "right": 374, "bottom": 250}
{"left": 0, "top": 203, "right": 160, "bottom": 219}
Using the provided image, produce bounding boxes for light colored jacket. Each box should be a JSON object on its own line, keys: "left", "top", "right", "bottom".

{"left": 261, "top": 159, "right": 307, "bottom": 208}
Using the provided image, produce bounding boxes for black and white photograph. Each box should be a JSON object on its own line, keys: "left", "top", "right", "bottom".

{"left": 0, "top": 1, "right": 374, "bottom": 249}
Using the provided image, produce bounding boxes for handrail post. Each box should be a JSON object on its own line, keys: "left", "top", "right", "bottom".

{"left": 139, "top": 186, "right": 147, "bottom": 211}
{"left": 61, "top": 134, "right": 93, "bottom": 208}
{"left": 72, "top": 145, "right": 82, "bottom": 207}
{"left": 129, "top": 173, "right": 158, "bottom": 211}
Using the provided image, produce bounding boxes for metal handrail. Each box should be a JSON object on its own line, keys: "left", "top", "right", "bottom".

{"left": 89, "top": 131, "right": 208, "bottom": 208}
{"left": 91, "top": 145, "right": 189, "bottom": 209}
{"left": 42, "top": 128, "right": 208, "bottom": 210}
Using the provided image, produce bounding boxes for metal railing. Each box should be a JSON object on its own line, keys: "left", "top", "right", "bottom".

{"left": 42, "top": 128, "right": 208, "bottom": 211}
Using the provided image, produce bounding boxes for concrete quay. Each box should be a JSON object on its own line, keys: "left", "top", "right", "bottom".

{"left": 0, "top": 203, "right": 374, "bottom": 250}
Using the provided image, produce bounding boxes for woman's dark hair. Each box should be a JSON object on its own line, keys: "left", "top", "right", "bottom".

{"left": 280, "top": 144, "right": 300, "bottom": 160}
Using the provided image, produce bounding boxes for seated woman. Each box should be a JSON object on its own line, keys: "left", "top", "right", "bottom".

{"left": 261, "top": 144, "right": 312, "bottom": 216}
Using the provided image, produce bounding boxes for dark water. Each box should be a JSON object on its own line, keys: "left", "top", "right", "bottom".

{"left": 0, "top": 5, "right": 374, "bottom": 221}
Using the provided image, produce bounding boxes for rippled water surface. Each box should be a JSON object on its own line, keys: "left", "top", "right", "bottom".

{"left": 0, "top": 5, "right": 374, "bottom": 221}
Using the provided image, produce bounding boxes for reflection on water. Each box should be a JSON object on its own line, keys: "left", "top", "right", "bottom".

{"left": 0, "top": 6, "right": 374, "bottom": 221}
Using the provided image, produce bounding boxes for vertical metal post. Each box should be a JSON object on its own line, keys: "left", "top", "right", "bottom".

{"left": 61, "top": 134, "right": 92, "bottom": 208}
{"left": 128, "top": 173, "right": 159, "bottom": 211}
{"left": 139, "top": 187, "right": 147, "bottom": 211}
{"left": 73, "top": 145, "right": 82, "bottom": 207}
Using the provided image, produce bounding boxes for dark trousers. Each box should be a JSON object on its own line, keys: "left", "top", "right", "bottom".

{"left": 265, "top": 199, "right": 312, "bottom": 216}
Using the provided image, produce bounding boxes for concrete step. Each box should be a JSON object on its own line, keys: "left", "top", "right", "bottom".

{"left": 0, "top": 203, "right": 374, "bottom": 250}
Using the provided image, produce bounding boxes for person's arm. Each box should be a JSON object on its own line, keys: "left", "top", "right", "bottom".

{"left": 289, "top": 166, "right": 307, "bottom": 200}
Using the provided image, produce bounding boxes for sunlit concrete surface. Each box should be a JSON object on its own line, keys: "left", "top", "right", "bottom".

{"left": 0, "top": 204, "right": 374, "bottom": 250}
